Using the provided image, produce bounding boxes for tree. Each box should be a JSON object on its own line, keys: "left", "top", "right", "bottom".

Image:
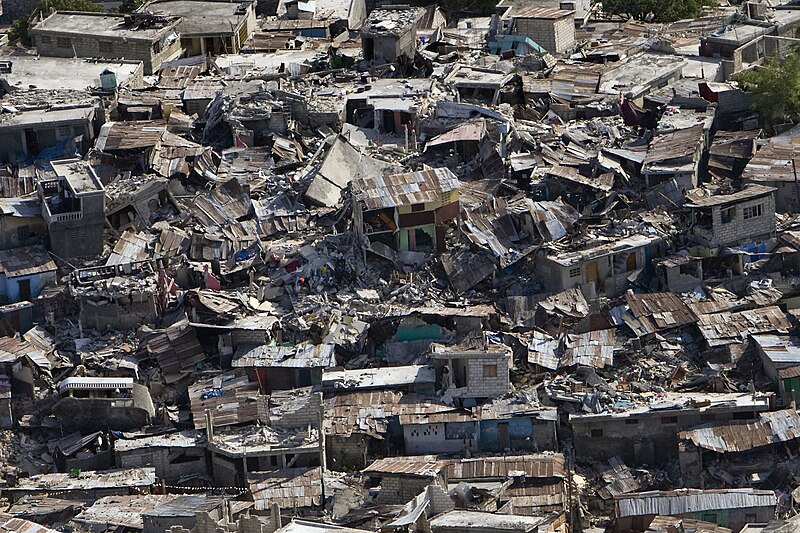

{"left": 8, "top": 0, "right": 103, "bottom": 44}
{"left": 117, "top": 0, "right": 145, "bottom": 13}
{"left": 736, "top": 48, "right": 800, "bottom": 127}
{"left": 601, "top": 0, "right": 709, "bottom": 22}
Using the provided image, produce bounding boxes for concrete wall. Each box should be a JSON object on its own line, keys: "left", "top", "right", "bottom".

{"left": 0, "top": 216, "right": 47, "bottom": 251}
{"left": 513, "top": 14, "right": 575, "bottom": 54}
{"left": 479, "top": 417, "right": 558, "bottom": 452}
{"left": 377, "top": 474, "right": 445, "bottom": 505}
{"left": 117, "top": 446, "right": 207, "bottom": 483}
{"left": 2, "top": 270, "right": 56, "bottom": 303}
{"left": 326, "top": 434, "right": 368, "bottom": 471}
{"left": 465, "top": 356, "right": 509, "bottom": 398}
{"left": 571, "top": 407, "right": 767, "bottom": 465}
{"left": 705, "top": 194, "right": 776, "bottom": 248}
{"left": 80, "top": 295, "right": 159, "bottom": 331}
{"left": 403, "top": 421, "right": 474, "bottom": 455}
{"left": 30, "top": 28, "right": 180, "bottom": 75}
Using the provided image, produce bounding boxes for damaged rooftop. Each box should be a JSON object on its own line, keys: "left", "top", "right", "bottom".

{"left": 2, "top": 0, "right": 800, "bottom": 532}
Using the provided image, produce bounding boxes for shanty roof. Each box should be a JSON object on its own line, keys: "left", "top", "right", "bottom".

{"left": 511, "top": 6, "right": 574, "bottom": 18}
{"left": 144, "top": 496, "right": 225, "bottom": 517}
{"left": 684, "top": 185, "right": 776, "bottom": 208}
{"left": 0, "top": 245, "right": 56, "bottom": 278}
{"left": 680, "top": 409, "right": 800, "bottom": 453}
{"left": 95, "top": 121, "right": 166, "bottom": 151}
{"left": 277, "top": 521, "right": 370, "bottom": 533}
{"left": 248, "top": 467, "right": 323, "bottom": 510}
{"left": 570, "top": 393, "right": 771, "bottom": 421}
{"left": 428, "top": 511, "right": 548, "bottom": 532}
{"left": 7, "top": 468, "right": 156, "bottom": 492}
{"left": 0, "top": 518, "right": 60, "bottom": 533}
{"left": 697, "top": 306, "right": 791, "bottom": 347}
{"left": 363, "top": 456, "right": 450, "bottom": 477}
{"left": 322, "top": 365, "right": 436, "bottom": 390}
{"left": 751, "top": 334, "right": 800, "bottom": 370}
{"left": 232, "top": 343, "right": 336, "bottom": 368}
{"left": 189, "top": 373, "right": 267, "bottom": 430}
{"left": 446, "top": 454, "right": 566, "bottom": 480}
{"left": 623, "top": 292, "right": 698, "bottom": 336}
{"left": 615, "top": 489, "right": 775, "bottom": 518}
{"left": 0, "top": 336, "right": 49, "bottom": 369}
{"left": 361, "top": 6, "right": 424, "bottom": 36}
{"left": 113, "top": 430, "right": 204, "bottom": 452}
{"left": 208, "top": 423, "right": 319, "bottom": 456}
{"left": 647, "top": 516, "right": 731, "bottom": 533}
{"left": 356, "top": 168, "right": 460, "bottom": 210}
{"left": 324, "top": 390, "right": 454, "bottom": 437}
{"left": 426, "top": 120, "right": 486, "bottom": 149}
{"left": 742, "top": 136, "right": 800, "bottom": 183}
{"left": 72, "top": 495, "right": 176, "bottom": 530}
{"left": 562, "top": 329, "right": 615, "bottom": 369}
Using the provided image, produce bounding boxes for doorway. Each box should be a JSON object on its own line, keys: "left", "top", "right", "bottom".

{"left": 18, "top": 279, "right": 31, "bottom": 301}
{"left": 498, "top": 422, "right": 510, "bottom": 449}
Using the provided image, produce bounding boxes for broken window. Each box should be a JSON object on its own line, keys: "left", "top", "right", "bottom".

{"left": 568, "top": 267, "right": 581, "bottom": 278}
{"left": 720, "top": 206, "right": 736, "bottom": 224}
{"left": 591, "top": 429, "right": 603, "bottom": 438}
{"left": 743, "top": 203, "right": 763, "bottom": 220}
{"left": 660, "top": 416, "right": 678, "bottom": 425}
{"left": 411, "top": 203, "right": 425, "bottom": 212}
{"left": 483, "top": 364, "right": 497, "bottom": 378}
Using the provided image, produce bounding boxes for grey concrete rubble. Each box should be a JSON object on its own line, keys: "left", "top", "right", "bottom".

{"left": 4, "top": 0, "right": 800, "bottom": 532}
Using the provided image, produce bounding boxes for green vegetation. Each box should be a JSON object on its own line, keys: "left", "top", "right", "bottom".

{"left": 601, "top": 0, "right": 710, "bottom": 22}
{"left": 736, "top": 48, "right": 800, "bottom": 127}
{"left": 8, "top": 0, "right": 103, "bottom": 45}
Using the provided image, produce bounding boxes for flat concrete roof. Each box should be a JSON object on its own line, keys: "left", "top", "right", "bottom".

{"left": 144, "top": 0, "right": 252, "bottom": 36}
{"left": 31, "top": 11, "right": 178, "bottom": 41}
{"left": 0, "top": 55, "right": 142, "bottom": 91}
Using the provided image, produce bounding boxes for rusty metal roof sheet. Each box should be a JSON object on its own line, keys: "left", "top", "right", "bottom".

{"left": 624, "top": 292, "right": 698, "bottom": 336}
{"left": 233, "top": 343, "right": 336, "bottom": 369}
{"left": 615, "top": 489, "right": 775, "bottom": 518}
{"left": 248, "top": 467, "right": 323, "bottom": 510}
{"left": 9, "top": 468, "right": 156, "bottom": 493}
{"left": 446, "top": 454, "right": 566, "bottom": 480}
{"left": 742, "top": 135, "right": 800, "bottom": 183}
{"left": 189, "top": 372, "right": 268, "bottom": 430}
{"left": 72, "top": 495, "right": 176, "bottom": 530}
{"left": 684, "top": 184, "right": 776, "bottom": 208}
{"left": 562, "top": 329, "right": 614, "bottom": 368}
{"left": 324, "top": 390, "right": 453, "bottom": 437}
{"left": 680, "top": 409, "right": 800, "bottom": 453}
{"left": 363, "top": 456, "right": 450, "bottom": 477}
{"left": 0, "top": 518, "right": 60, "bottom": 533}
{"left": 0, "top": 245, "right": 56, "bottom": 278}
{"left": 697, "top": 306, "right": 791, "bottom": 347}
{"left": 511, "top": 6, "right": 574, "bottom": 18}
{"left": 356, "top": 167, "right": 460, "bottom": 210}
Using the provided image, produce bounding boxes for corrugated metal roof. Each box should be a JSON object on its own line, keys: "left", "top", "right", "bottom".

{"left": 356, "top": 168, "right": 460, "bottom": 210}
{"left": 512, "top": 6, "right": 574, "bottom": 18}
{"left": 679, "top": 409, "right": 800, "bottom": 453}
{"left": 615, "top": 489, "right": 775, "bottom": 518}
{"left": 685, "top": 184, "right": 776, "bottom": 208}
{"left": 0, "top": 245, "right": 56, "bottom": 278}
{"left": 446, "top": 454, "right": 566, "bottom": 480}
{"left": 9, "top": 468, "right": 156, "bottom": 492}
{"left": 72, "top": 495, "right": 176, "bottom": 529}
{"left": 624, "top": 292, "right": 697, "bottom": 336}
{"left": 0, "top": 517, "right": 60, "bottom": 533}
{"left": 189, "top": 373, "right": 268, "bottom": 430}
{"left": 233, "top": 343, "right": 335, "bottom": 369}
{"left": 697, "top": 306, "right": 791, "bottom": 347}
{"left": 562, "top": 329, "right": 614, "bottom": 369}
{"left": 248, "top": 467, "right": 323, "bottom": 510}
{"left": 363, "top": 456, "right": 450, "bottom": 477}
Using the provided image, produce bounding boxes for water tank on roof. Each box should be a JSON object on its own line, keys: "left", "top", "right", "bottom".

{"left": 100, "top": 69, "right": 117, "bottom": 91}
